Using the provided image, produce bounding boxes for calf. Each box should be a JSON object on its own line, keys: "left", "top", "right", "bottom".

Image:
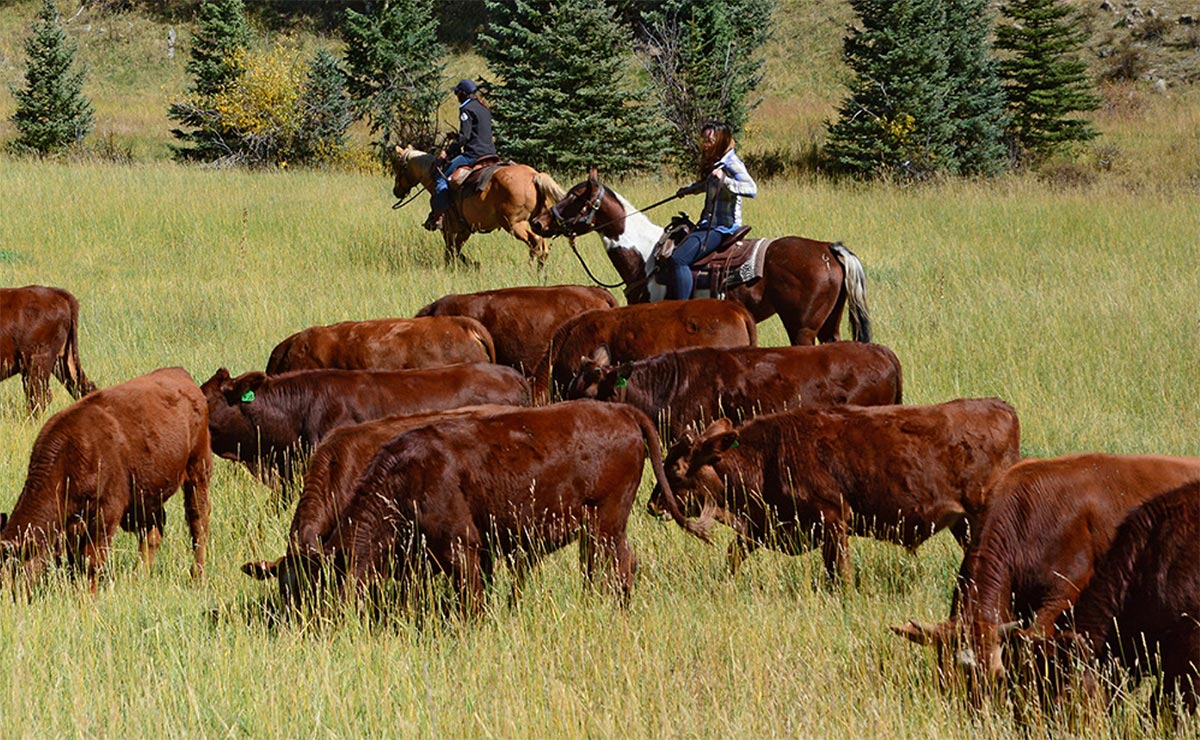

{"left": 568, "top": 342, "right": 902, "bottom": 441}
{"left": 265, "top": 316, "right": 495, "bottom": 373}
{"left": 202, "top": 364, "right": 530, "bottom": 487}
{"left": 415, "top": 285, "right": 617, "bottom": 373}
{"left": 531, "top": 299, "right": 757, "bottom": 403}
{"left": 241, "top": 404, "right": 517, "bottom": 607}
{"left": 334, "top": 401, "right": 709, "bottom": 614}
{"left": 649, "top": 399, "right": 1020, "bottom": 582}
{"left": 1059, "top": 482, "right": 1200, "bottom": 712}
{"left": 0, "top": 285, "right": 96, "bottom": 413}
{"left": 893, "top": 454, "right": 1200, "bottom": 688}
{"left": 0, "top": 367, "right": 210, "bottom": 584}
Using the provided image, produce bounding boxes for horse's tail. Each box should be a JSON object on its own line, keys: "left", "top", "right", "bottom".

{"left": 532, "top": 171, "right": 567, "bottom": 214}
{"left": 831, "top": 243, "right": 871, "bottom": 343}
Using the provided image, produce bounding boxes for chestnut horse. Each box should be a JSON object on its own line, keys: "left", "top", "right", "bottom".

{"left": 391, "top": 145, "right": 566, "bottom": 269}
{"left": 529, "top": 170, "right": 871, "bottom": 345}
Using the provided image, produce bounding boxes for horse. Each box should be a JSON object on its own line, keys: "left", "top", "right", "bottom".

{"left": 391, "top": 145, "right": 566, "bottom": 269}
{"left": 529, "top": 170, "right": 870, "bottom": 345}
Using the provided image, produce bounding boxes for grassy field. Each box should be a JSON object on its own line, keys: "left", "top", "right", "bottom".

{"left": 1, "top": 160, "right": 1198, "bottom": 737}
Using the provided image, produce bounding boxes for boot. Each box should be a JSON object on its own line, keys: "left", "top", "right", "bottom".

{"left": 423, "top": 210, "right": 444, "bottom": 232}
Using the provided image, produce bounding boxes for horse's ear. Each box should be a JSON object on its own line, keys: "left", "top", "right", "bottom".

{"left": 587, "top": 167, "right": 599, "bottom": 185}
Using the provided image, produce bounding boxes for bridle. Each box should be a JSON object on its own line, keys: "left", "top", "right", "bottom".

{"left": 550, "top": 184, "right": 608, "bottom": 238}
{"left": 390, "top": 151, "right": 424, "bottom": 209}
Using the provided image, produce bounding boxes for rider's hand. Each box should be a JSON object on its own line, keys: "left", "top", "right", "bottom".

{"left": 710, "top": 167, "right": 726, "bottom": 183}
{"left": 436, "top": 151, "right": 449, "bottom": 163}
{"left": 674, "top": 186, "right": 690, "bottom": 199}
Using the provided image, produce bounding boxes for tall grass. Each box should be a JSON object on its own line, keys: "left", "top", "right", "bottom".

{"left": 0, "top": 160, "right": 1197, "bottom": 736}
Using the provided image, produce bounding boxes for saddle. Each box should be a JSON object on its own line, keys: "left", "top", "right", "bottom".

{"left": 448, "top": 155, "right": 504, "bottom": 193}
{"left": 652, "top": 219, "right": 769, "bottom": 297}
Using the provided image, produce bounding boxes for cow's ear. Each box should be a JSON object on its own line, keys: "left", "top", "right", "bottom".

{"left": 890, "top": 620, "right": 951, "bottom": 646}
{"left": 692, "top": 418, "right": 738, "bottom": 465}
{"left": 615, "top": 361, "right": 633, "bottom": 380}
{"left": 0, "top": 512, "right": 7, "bottom": 531}
{"left": 201, "top": 368, "right": 232, "bottom": 395}
{"left": 226, "top": 372, "right": 266, "bottom": 405}
{"left": 591, "top": 344, "right": 611, "bottom": 367}
{"left": 242, "top": 559, "right": 281, "bottom": 580}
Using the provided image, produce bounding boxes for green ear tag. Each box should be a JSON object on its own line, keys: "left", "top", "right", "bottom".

{"left": 731, "top": 440, "right": 739, "bottom": 448}
{"left": 614, "top": 377, "right": 628, "bottom": 388}
{"left": 240, "top": 390, "right": 255, "bottom": 403}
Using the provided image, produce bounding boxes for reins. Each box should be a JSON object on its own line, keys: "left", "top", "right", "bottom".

{"left": 391, "top": 189, "right": 423, "bottom": 210}
{"left": 567, "top": 237, "right": 627, "bottom": 289}
{"left": 559, "top": 190, "right": 682, "bottom": 291}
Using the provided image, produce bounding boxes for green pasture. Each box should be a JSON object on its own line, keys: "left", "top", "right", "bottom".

{"left": 0, "top": 161, "right": 1197, "bottom": 737}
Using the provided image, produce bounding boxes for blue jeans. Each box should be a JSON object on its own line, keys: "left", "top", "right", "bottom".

{"left": 666, "top": 228, "right": 727, "bottom": 299}
{"left": 431, "top": 154, "right": 473, "bottom": 212}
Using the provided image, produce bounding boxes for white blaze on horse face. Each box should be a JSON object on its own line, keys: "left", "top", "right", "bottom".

{"left": 605, "top": 192, "right": 668, "bottom": 302}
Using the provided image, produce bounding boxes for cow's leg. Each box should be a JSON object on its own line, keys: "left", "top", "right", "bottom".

{"left": 449, "top": 535, "right": 486, "bottom": 618}
{"left": 506, "top": 549, "right": 536, "bottom": 608}
{"left": 726, "top": 535, "right": 760, "bottom": 575}
{"left": 137, "top": 506, "right": 166, "bottom": 570}
{"left": 20, "top": 352, "right": 54, "bottom": 414}
{"left": 83, "top": 508, "right": 123, "bottom": 592}
{"left": 612, "top": 537, "right": 637, "bottom": 607}
{"left": 183, "top": 450, "right": 212, "bottom": 580}
{"left": 820, "top": 516, "right": 853, "bottom": 586}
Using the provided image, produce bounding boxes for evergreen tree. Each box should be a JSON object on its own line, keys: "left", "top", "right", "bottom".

{"left": 638, "top": 0, "right": 773, "bottom": 170}
{"left": 167, "top": 0, "right": 253, "bottom": 161}
{"left": 995, "top": 0, "right": 1099, "bottom": 161}
{"left": 943, "top": 0, "right": 1008, "bottom": 175}
{"left": 9, "top": 0, "right": 93, "bottom": 155}
{"left": 479, "top": 0, "right": 668, "bottom": 175}
{"left": 342, "top": 0, "right": 445, "bottom": 154}
{"left": 825, "top": 0, "right": 956, "bottom": 179}
{"left": 294, "top": 48, "right": 354, "bottom": 164}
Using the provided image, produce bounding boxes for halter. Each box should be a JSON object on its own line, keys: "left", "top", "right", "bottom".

{"left": 551, "top": 184, "right": 607, "bottom": 237}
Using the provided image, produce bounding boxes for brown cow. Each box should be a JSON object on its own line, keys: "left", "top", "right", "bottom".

{"left": 649, "top": 399, "right": 1021, "bottom": 582}
{"left": 0, "top": 367, "right": 210, "bottom": 585}
{"left": 0, "top": 285, "right": 96, "bottom": 414}
{"left": 567, "top": 342, "right": 903, "bottom": 441}
{"left": 893, "top": 453, "right": 1200, "bottom": 688}
{"left": 530, "top": 299, "right": 757, "bottom": 403}
{"left": 1050, "top": 482, "right": 1200, "bottom": 713}
{"left": 202, "top": 364, "right": 530, "bottom": 488}
{"left": 331, "top": 401, "right": 710, "bottom": 615}
{"left": 415, "top": 285, "right": 618, "bottom": 373}
{"left": 265, "top": 316, "right": 495, "bottom": 373}
{"left": 241, "top": 404, "right": 518, "bottom": 607}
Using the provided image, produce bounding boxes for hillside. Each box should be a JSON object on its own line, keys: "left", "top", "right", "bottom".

{"left": 0, "top": 0, "right": 1196, "bottom": 183}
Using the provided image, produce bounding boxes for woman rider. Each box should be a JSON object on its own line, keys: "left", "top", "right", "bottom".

{"left": 424, "top": 78, "right": 496, "bottom": 232}
{"left": 667, "top": 121, "right": 757, "bottom": 299}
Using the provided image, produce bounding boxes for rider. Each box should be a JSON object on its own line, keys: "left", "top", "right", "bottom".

{"left": 424, "top": 78, "right": 497, "bottom": 232}
{"left": 667, "top": 121, "right": 757, "bottom": 299}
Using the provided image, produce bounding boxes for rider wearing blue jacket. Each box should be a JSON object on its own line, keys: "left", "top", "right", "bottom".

{"left": 668, "top": 121, "right": 757, "bottom": 299}
{"left": 425, "top": 79, "right": 497, "bottom": 232}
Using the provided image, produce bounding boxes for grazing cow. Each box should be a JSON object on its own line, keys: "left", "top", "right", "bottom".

{"left": 893, "top": 454, "right": 1200, "bottom": 687}
{"left": 333, "top": 401, "right": 710, "bottom": 614}
{"left": 241, "top": 404, "right": 518, "bottom": 607}
{"left": 1055, "top": 482, "right": 1200, "bottom": 712}
{"left": 265, "top": 316, "right": 495, "bottom": 373}
{"left": 567, "top": 342, "right": 903, "bottom": 441}
{"left": 530, "top": 299, "right": 757, "bottom": 403}
{"left": 0, "top": 286, "right": 96, "bottom": 413}
{"left": 0, "top": 367, "right": 210, "bottom": 584}
{"left": 202, "top": 365, "right": 530, "bottom": 487}
{"left": 649, "top": 399, "right": 1021, "bottom": 582}
{"left": 415, "top": 285, "right": 618, "bottom": 373}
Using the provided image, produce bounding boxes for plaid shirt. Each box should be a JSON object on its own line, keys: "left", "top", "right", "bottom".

{"left": 689, "top": 149, "right": 757, "bottom": 232}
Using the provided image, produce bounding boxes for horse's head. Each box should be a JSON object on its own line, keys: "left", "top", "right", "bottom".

{"left": 530, "top": 167, "right": 620, "bottom": 239}
{"left": 391, "top": 145, "right": 427, "bottom": 200}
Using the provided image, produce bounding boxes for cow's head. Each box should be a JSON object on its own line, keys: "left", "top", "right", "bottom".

{"left": 648, "top": 419, "right": 738, "bottom": 518}
{"left": 243, "top": 549, "right": 340, "bottom": 613}
{"left": 200, "top": 368, "right": 269, "bottom": 461}
{"left": 565, "top": 346, "right": 636, "bottom": 402}
{"left": 891, "top": 616, "right": 1021, "bottom": 700}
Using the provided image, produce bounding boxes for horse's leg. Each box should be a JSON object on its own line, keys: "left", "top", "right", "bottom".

{"left": 509, "top": 221, "right": 549, "bottom": 270}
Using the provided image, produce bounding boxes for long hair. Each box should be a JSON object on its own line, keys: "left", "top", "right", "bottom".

{"left": 697, "top": 121, "right": 734, "bottom": 180}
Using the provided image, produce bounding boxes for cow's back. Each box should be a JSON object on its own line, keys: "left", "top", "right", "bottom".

{"left": 0, "top": 286, "right": 74, "bottom": 358}
{"left": 267, "top": 317, "right": 493, "bottom": 373}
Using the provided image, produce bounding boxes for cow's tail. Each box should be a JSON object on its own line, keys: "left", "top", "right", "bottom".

{"left": 464, "top": 318, "right": 496, "bottom": 363}
{"left": 631, "top": 408, "right": 712, "bottom": 544}
{"left": 831, "top": 243, "right": 871, "bottom": 343}
{"left": 58, "top": 292, "right": 95, "bottom": 398}
{"left": 532, "top": 171, "right": 566, "bottom": 215}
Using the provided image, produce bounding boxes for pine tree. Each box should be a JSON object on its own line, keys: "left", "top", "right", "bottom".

{"left": 294, "top": 48, "right": 354, "bottom": 165}
{"left": 995, "top": 0, "right": 1099, "bottom": 162}
{"left": 943, "top": 0, "right": 1009, "bottom": 175}
{"left": 479, "top": 0, "right": 668, "bottom": 175}
{"left": 638, "top": 0, "right": 774, "bottom": 170}
{"left": 825, "top": 0, "right": 956, "bottom": 179}
{"left": 167, "top": 0, "right": 253, "bottom": 161}
{"left": 9, "top": 0, "right": 93, "bottom": 155}
{"left": 342, "top": 0, "right": 445, "bottom": 154}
